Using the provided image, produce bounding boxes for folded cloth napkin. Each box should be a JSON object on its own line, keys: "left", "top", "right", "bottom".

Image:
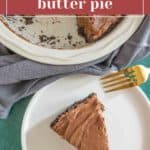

{"left": 0, "top": 16, "right": 150, "bottom": 119}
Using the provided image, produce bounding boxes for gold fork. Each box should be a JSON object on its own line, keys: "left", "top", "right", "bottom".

{"left": 101, "top": 65, "right": 150, "bottom": 93}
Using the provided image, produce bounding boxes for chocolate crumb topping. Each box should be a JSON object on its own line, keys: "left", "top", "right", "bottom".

{"left": 39, "top": 35, "right": 48, "bottom": 42}
{"left": 49, "top": 36, "right": 56, "bottom": 40}
{"left": 67, "top": 33, "right": 73, "bottom": 40}
{"left": 23, "top": 17, "right": 34, "bottom": 25}
{"left": 73, "top": 43, "right": 77, "bottom": 47}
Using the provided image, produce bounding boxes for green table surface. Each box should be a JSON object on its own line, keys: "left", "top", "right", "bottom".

{"left": 0, "top": 56, "right": 150, "bottom": 150}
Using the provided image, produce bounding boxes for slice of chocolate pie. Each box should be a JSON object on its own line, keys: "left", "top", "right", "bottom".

{"left": 51, "top": 93, "right": 109, "bottom": 150}
{"left": 77, "top": 16, "right": 122, "bottom": 42}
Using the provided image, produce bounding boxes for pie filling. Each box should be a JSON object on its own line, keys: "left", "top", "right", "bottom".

{"left": 77, "top": 16, "right": 122, "bottom": 42}
{"left": 51, "top": 93, "right": 109, "bottom": 150}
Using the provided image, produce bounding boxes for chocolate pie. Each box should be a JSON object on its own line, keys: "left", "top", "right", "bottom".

{"left": 77, "top": 16, "right": 122, "bottom": 42}
{"left": 51, "top": 93, "right": 109, "bottom": 150}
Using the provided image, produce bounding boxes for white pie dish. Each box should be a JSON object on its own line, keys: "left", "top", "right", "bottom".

{"left": 0, "top": 15, "right": 144, "bottom": 65}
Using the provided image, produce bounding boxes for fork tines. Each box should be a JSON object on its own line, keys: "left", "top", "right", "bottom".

{"left": 101, "top": 69, "right": 137, "bottom": 92}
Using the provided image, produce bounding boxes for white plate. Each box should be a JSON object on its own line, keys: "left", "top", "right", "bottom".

{"left": 0, "top": 16, "right": 144, "bottom": 65}
{"left": 21, "top": 74, "right": 150, "bottom": 150}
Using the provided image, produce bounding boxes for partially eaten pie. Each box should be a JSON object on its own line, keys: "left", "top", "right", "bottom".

{"left": 77, "top": 16, "right": 122, "bottom": 42}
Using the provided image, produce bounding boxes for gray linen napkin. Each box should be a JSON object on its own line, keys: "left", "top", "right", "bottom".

{"left": 0, "top": 16, "right": 150, "bottom": 119}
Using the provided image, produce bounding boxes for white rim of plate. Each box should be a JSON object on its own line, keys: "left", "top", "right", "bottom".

{"left": 0, "top": 15, "right": 144, "bottom": 65}
{"left": 21, "top": 81, "right": 150, "bottom": 150}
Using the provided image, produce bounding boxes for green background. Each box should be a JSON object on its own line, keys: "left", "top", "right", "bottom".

{"left": 0, "top": 55, "right": 150, "bottom": 150}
